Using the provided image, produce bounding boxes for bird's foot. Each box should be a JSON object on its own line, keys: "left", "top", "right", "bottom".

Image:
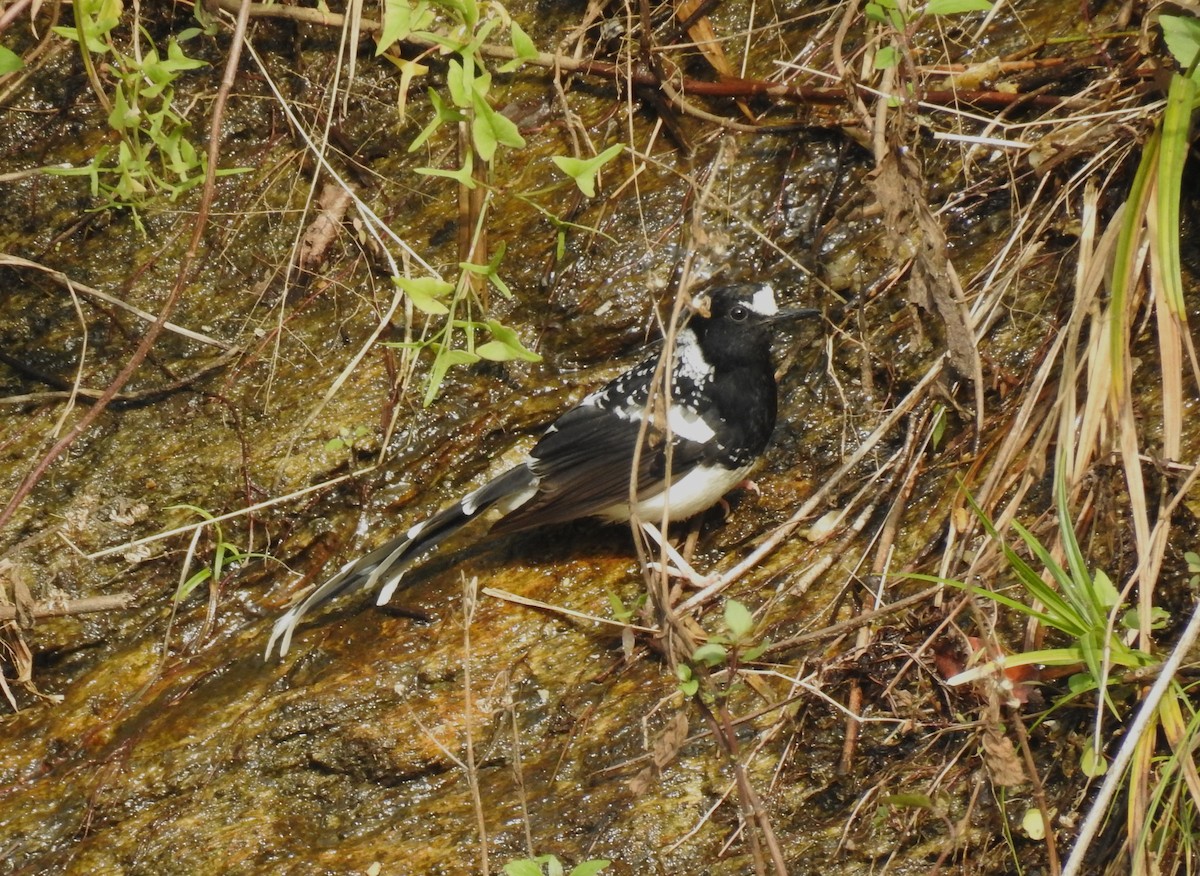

{"left": 716, "top": 479, "right": 761, "bottom": 520}
{"left": 737, "top": 478, "right": 762, "bottom": 496}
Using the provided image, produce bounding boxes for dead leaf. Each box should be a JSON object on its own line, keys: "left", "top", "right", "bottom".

{"left": 296, "top": 183, "right": 353, "bottom": 274}
{"left": 675, "top": 0, "right": 734, "bottom": 78}
{"left": 628, "top": 711, "right": 690, "bottom": 794}
{"left": 982, "top": 725, "right": 1026, "bottom": 786}
{"left": 652, "top": 711, "right": 690, "bottom": 769}
{"left": 673, "top": 0, "right": 753, "bottom": 119}
{"left": 871, "top": 148, "right": 983, "bottom": 407}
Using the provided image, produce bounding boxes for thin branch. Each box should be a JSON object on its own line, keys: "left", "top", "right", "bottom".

{"left": 0, "top": 593, "right": 132, "bottom": 621}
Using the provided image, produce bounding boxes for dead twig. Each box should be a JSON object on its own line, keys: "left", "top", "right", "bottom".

{"left": 0, "top": 593, "right": 132, "bottom": 621}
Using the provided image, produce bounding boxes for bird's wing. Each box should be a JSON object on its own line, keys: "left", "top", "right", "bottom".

{"left": 489, "top": 403, "right": 709, "bottom": 535}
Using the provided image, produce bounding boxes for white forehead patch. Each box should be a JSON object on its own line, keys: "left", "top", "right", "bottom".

{"left": 749, "top": 284, "right": 778, "bottom": 316}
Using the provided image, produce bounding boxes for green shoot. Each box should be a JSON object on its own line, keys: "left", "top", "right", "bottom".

{"left": 691, "top": 598, "right": 769, "bottom": 668}
{"left": 0, "top": 45, "right": 23, "bottom": 74}
{"left": 502, "top": 854, "right": 611, "bottom": 876}
{"left": 551, "top": 144, "right": 624, "bottom": 198}
{"left": 167, "top": 505, "right": 268, "bottom": 602}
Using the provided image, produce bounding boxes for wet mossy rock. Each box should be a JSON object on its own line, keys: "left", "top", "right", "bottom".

{"left": 2, "top": 1, "right": 1198, "bottom": 874}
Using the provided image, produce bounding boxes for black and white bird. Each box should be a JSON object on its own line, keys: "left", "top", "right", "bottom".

{"left": 267, "top": 282, "right": 815, "bottom": 657}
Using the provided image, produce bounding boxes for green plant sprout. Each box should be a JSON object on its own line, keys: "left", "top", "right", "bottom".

{"left": 865, "top": 0, "right": 994, "bottom": 70}
{"left": 168, "top": 505, "right": 268, "bottom": 602}
{"left": 551, "top": 143, "right": 624, "bottom": 198}
{"left": 324, "top": 425, "right": 372, "bottom": 454}
{"left": 502, "top": 854, "right": 611, "bottom": 876}
{"left": 606, "top": 590, "right": 647, "bottom": 624}
{"left": 48, "top": 1, "right": 235, "bottom": 231}
{"left": 376, "top": 0, "right": 545, "bottom": 404}
{"left": 691, "top": 598, "right": 770, "bottom": 668}
{"left": 675, "top": 663, "right": 699, "bottom": 697}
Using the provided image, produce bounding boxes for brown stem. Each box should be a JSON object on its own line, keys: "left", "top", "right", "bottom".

{"left": 0, "top": 593, "right": 132, "bottom": 621}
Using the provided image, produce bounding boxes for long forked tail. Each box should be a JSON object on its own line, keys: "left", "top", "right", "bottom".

{"left": 266, "top": 466, "right": 537, "bottom": 658}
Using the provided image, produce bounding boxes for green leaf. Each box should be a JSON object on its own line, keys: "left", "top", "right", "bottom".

{"left": 438, "top": 0, "right": 480, "bottom": 29}
{"left": 476, "top": 341, "right": 521, "bottom": 361}
{"left": 925, "top": 0, "right": 992, "bottom": 15}
{"left": 447, "top": 57, "right": 473, "bottom": 108}
{"left": 1067, "top": 671, "right": 1096, "bottom": 694}
{"left": 724, "top": 599, "right": 754, "bottom": 641}
{"left": 569, "top": 861, "right": 612, "bottom": 876}
{"left": 0, "top": 45, "right": 24, "bottom": 74}
{"left": 874, "top": 44, "right": 899, "bottom": 70}
{"left": 1091, "top": 569, "right": 1119, "bottom": 610}
{"left": 394, "top": 275, "right": 455, "bottom": 315}
{"left": 424, "top": 346, "right": 481, "bottom": 406}
{"left": 471, "top": 92, "right": 524, "bottom": 162}
{"left": 176, "top": 567, "right": 212, "bottom": 601}
{"left": 414, "top": 160, "right": 477, "bottom": 188}
{"left": 1081, "top": 742, "right": 1108, "bottom": 777}
{"left": 510, "top": 20, "right": 537, "bottom": 57}
{"left": 1160, "top": 14, "right": 1200, "bottom": 78}
{"left": 476, "top": 320, "right": 541, "bottom": 362}
{"left": 607, "top": 592, "right": 632, "bottom": 622}
{"left": 471, "top": 110, "right": 497, "bottom": 163}
{"left": 460, "top": 243, "right": 517, "bottom": 297}
{"left": 1156, "top": 72, "right": 1198, "bottom": 320}
{"left": 107, "top": 86, "right": 138, "bottom": 133}
{"left": 499, "top": 20, "right": 538, "bottom": 72}
{"left": 742, "top": 640, "right": 770, "bottom": 661}
{"left": 409, "top": 89, "right": 465, "bottom": 153}
{"left": 377, "top": 0, "right": 434, "bottom": 53}
{"left": 502, "top": 862, "right": 544, "bottom": 876}
{"left": 864, "top": 2, "right": 889, "bottom": 24}
{"left": 692, "top": 642, "right": 727, "bottom": 666}
{"left": 54, "top": 0, "right": 121, "bottom": 53}
{"left": 1007, "top": 519, "right": 1087, "bottom": 631}
{"left": 1121, "top": 605, "right": 1170, "bottom": 633}
{"left": 931, "top": 404, "right": 946, "bottom": 449}
{"left": 164, "top": 37, "right": 207, "bottom": 72}
{"left": 551, "top": 143, "right": 623, "bottom": 198}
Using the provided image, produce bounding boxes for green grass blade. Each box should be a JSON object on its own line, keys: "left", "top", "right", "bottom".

{"left": 1155, "top": 73, "right": 1197, "bottom": 317}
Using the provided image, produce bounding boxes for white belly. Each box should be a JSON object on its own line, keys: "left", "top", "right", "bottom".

{"left": 597, "top": 463, "right": 752, "bottom": 523}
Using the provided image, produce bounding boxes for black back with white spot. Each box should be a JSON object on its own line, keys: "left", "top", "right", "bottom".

{"left": 489, "top": 282, "right": 782, "bottom": 533}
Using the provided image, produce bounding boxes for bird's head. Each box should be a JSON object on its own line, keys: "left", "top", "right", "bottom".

{"left": 687, "top": 283, "right": 818, "bottom": 366}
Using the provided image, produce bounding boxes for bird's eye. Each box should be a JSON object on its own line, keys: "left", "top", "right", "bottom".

{"left": 729, "top": 304, "right": 749, "bottom": 321}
